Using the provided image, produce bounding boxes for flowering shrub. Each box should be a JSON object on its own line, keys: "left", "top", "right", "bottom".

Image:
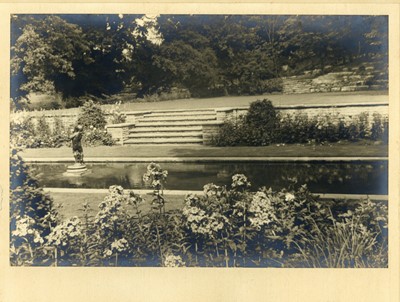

{"left": 106, "top": 101, "right": 127, "bottom": 124}
{"left": 143, "top": 163, "right": 168, "bottom": 213}
{"left": 247, "top": 191, "right": 276, "bottom": 230}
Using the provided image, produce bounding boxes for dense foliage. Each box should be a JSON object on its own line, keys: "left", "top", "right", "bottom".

{"left": 10, "top": 111, "right": 70, "bottom": 148}
{"left": 213, "top": 99, "right": 389, "bottom": 146}
{"left": 76, "top": 100, "right": 115, "bottom": 146}
{"left": 10, "top": 100, "right": 115, "bottom": 148}
{"left": 10, "top": 162, "right": 387, "bottom": 267}
{"left": 10, "top": 148, "right": 60, "bottom": 265}
{"left": 11, "top": 14, "right": 388, "bottom": 109}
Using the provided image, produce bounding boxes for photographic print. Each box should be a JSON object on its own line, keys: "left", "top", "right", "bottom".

{"left": 9, "top": 13, "right": 389, "bottom": 268}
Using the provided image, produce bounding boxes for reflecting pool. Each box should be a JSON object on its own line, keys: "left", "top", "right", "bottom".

{"left": 29, "top": 161, "right": 388, "bottom": 195}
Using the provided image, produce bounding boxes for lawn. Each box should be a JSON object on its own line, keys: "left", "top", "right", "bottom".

{"left": 49, "top": 191, "right": 387, "bottom": 222}
{"left": 26, "top": 90, "right": 388, "bottom": 116}
{"left": 111, "top": 90, "right": 388, "bottom": 112}
{"left": 50, "top": 192, "right": 186, "bottom": 219}
{"left": 22, "top": 140, "right": 388, "bottom": 160}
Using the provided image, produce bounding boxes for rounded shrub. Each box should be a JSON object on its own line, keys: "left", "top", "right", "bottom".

{"left": 245, "top": 99, "right": 279, "bottom": 145}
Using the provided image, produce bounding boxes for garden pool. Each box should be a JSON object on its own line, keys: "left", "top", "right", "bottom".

{"left": 30, "top": 161, "right": 388, "bottom": 195}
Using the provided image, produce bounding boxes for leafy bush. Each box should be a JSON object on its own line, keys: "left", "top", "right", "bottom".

{"left": 141, "top": 87, "right": 191, "bottom": 102}
{"left": 213, "top": 99, "right": 279, "bottom": 146}
{"left": 10, "top": 148, "right": 60, "bottom": 265}
{"left": 10, "top": 112, "right": 69, "bottom": 148}
{"left": 77, "top": 99, "right": 107, "bottom": 129}
{"left": 262, "top": 78, "right": 283, "bottom": 93}
{"left": 76, "top": 100, "right": 115, "bottom": 146}
{"left": 10, "top": 111, "right": 36, "bottom": 148}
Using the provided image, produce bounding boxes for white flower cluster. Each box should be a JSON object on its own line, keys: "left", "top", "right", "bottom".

{"left": 203, "top": 183, "right": 225, "bottom": 198}
{"left": 46, "top": 216, "right": 82, "bottom": 247}
{"left": 142, "top": 163, "right": 168, "bottom": 188}
{"left": 182, "top": 194, "right": 228, "bottom": 238}
{"left": 126, "top": 191, "right": 145, "bottom": 207}
{"left": 11, "top": 110, "right": 30, "bottom": 126}
{"left": 107, "top": 101, "right": 127, "bottom": 124}
{"left": 231, "top": 174, "right": 251, "bottom": 190}
{"left": 163, "top": 253, "right": 186, "bottom": 267}
{"left": 285, "top": 193, "right": 295, "bottom": 202}
{"left": 104, "top": 238, "right": 129, "bottom": 256}
{"left": 94, "top": 186, "right": 125, "bottom": 230}
{"left": 248, "top": 191, "right": 277, "bottom": 230}
{"left": 12, "top": 215, "right": 44, "bottom": 244}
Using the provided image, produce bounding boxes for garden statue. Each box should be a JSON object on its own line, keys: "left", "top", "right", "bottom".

{"left": 70, "top": 124, "right": 84, "bottom": 164}
{"left": 63, "top": 124, "right": 88, "bottom": 176}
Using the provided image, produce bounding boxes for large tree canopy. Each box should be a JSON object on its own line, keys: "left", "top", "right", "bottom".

{"left": 10, "top": 14, "right": 388, "bottom": 109}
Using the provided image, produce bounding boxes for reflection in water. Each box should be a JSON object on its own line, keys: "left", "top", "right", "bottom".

{"left": 29, "top": 161, "right": 388, "bottom": 195}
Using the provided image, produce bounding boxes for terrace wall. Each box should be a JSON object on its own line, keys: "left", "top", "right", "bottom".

{"left": 282, "top": 65, "right": 388, "bottom": 94}
{"left": 14, "top": 102, "right": 388, "bottom": 132}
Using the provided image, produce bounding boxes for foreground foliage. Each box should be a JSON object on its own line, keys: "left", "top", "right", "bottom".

{"left": 10, "top": 158, "right": 388, "bottom": 267}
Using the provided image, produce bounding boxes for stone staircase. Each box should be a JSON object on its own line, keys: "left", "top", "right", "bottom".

{"left": 124, "top": 109, "right": 218, "bottom": 144}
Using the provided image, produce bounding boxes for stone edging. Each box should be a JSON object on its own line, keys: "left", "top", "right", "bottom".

{"left": 24, "top": 156, "right": 388, "bottom": 163}
{"left": 42, "top": 187, "right": 388, "bottom": 201}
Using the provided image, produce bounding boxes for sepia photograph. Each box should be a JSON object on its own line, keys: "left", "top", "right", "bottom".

{"left": 9, "top": 13, "right": 390, "bottom": 268}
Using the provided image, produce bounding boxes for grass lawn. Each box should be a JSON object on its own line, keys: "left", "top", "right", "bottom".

{"left": 22, "top": 140, "right": 388, "bottom": 160}
{"left": 51, "top": 192, "right": 186, "bottom": 219}
{"left": 112, "top": 90, "right": 388, "bottom": 112}
{"left": 50, "top": 191, "right": 387, "bottom": 221}
{"left": 26, "top": 90, "right": 388, "bottom": 115}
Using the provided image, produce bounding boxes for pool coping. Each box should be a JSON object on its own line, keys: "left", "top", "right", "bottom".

{"left": 43, "top": 188, "right": 388, "bottom": 201}
{"left": 24, "top": 156, "right": 388, "bottom": 163}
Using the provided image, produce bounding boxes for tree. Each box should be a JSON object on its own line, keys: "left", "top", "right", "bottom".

{"left": 11, "top": 15, "right": 93, "bottom": 101}
{"left": 153, "top": 41, "right": 219, "bottom": 97}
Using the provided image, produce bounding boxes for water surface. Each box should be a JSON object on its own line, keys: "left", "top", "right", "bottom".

{"left": 30, "top": 161, "right": 388, "bottom": 195}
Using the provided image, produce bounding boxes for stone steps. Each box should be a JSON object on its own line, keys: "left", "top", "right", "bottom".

{"left": 134, "top": 120, "right": 218, "bottom": 127}
{"left": 140, "top": 115, "right": 216, "bottom": 122}
{"left": 124, "top": 137, "right": 204, "bottom": 144}
{"left": 128, "top": 131, "right": 203, "bottom": 139}
{"left": 143, "top": 110, "right": 215, "bottom": 117}
{"left": 125, "top": 109, "right": 218, "bottom": 144}
{"left": 132, "top": 126, "right": 203, "bottom": 133}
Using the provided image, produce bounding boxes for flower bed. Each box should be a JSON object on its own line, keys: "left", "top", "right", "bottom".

{"left": 10, "top": 157, "right": 387, "bottom": 268}
{"left": 212, "top": 99, "right": 389, "bottom": 146}
{"left": 10, "top": 100, "right": 115, "bottom": 148}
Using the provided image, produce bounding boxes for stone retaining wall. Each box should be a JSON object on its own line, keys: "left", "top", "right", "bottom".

{"left": 202, "top": 122, "right": 224, "bottom": 145}
{"left": 217, "top": 103, "right": 388, "bottom": 123}
{"left": 13, "top": 102, "right": 388, "bottom": 145}
{"left": 105, "top": 123, "right": 136, "bottom": 145}
{"left": 282, "top": 66, "right": 388, "bottom": 94}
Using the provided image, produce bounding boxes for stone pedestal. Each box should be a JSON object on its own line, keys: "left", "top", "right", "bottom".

{"left": 63, "top": 163, "right": 88, "bottom": 176}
